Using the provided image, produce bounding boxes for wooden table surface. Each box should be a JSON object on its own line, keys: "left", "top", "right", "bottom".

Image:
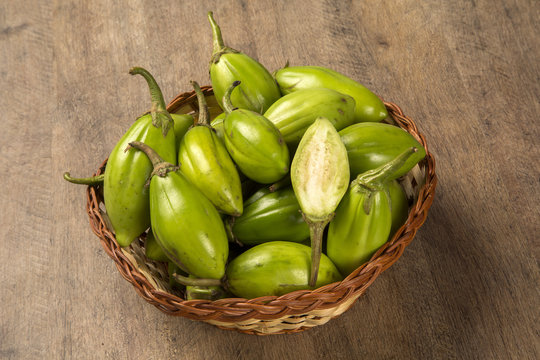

{"left": 1, "top": 0, "right": 538, "bottom": 359}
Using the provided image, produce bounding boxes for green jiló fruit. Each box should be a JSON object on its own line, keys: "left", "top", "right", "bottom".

{"left": 232, "top": 187, "right": 309, "bottom": 245}
{"left": 274, "top": 65, "right": 388, "bottom": 123}
{"left": 221, "top": 81, "right": 290, "bottom": 184}
{"left": 327, "top": 148, "right": 418, "bottom": 276}
{"left": 339, "top": 122, "right": 426, "bottom": 179}
{"left": 63, "top": 67, "right": 178, "bottom": 247}
{"left": 208, "top": 11, "right": 281, "bottom": 113}
{"left": 129, "top": 141, "right": 229, "bottom": 280}
{"left": 225, "top": 241, "right": 343, "bottom": 299}
{"left": 290, "top": 117, "right": 350, "bottom": 286}
{"left": 178, "top": 81, "right": 243, "bottom": 216}
{"left": 263, "top": 88, "right": 356, "bottom": 147}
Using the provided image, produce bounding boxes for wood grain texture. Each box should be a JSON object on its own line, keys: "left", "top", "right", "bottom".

{"left": 1, "top": 0, "right": 538, "bottom": 359}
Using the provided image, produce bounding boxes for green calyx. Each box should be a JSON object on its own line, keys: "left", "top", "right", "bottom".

{"left": 351, "top": 147, "right": 417, "bottom": 214}
{"left": 353, "top": 147, "right": 417, "bottom": 188}
{"left": 129, "top": 67, "right": 173, "bottom": 137}
{"left": 63, "top": 172, "right": 104, "bottom": 185}
{"left": 128, "top": 141, "right": 178, "bottom": 186}
{"left": 208, "top": 11, "right": 239, "bottom": 64}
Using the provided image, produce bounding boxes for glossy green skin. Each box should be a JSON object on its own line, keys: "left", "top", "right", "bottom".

{"left": 223, "top": 109, "right": 290, "bottom": 184}
{"left": 178, "top": 125, "right": 243, "bottom": 216}
{"left": 327, "top": 188, "right": 392, "bottom": 276}
{"left": 211, "top": 53, "right": 281, "bottom": 113}
{"left": 232, "top": 188, "right": 309, "bottom": 245}
{"left": 212, "top": 115, "right": 251, "bottom": 185}
{"left": 212, "top": 113, "right": 252, "bottom": 196}
{"left": 388, "top": 180, "right": 409, "bottom": 237}
{"left": 145, "top": 230, "right": 169, "bottom": 262}
{"left": 149, "top": 170, "right": 228, "bottom": 279}
{"left": 103, "top": 114, "right": 176, "bottom": 247}
{"left": 263, "top": 88, "right": 356, "bottom": 146}
{"left": 226, "top": 241, "right": 343, "bottom": 299}
{"left": 242, "top": 187, "right": 270, "bottom": 207}
{"left": 274, "top": 66, "right": 388, "bottom": 122}
{"left": 171, "top": 113, "right": 194, "bottom": 152}
{"left": 339, "top": 123, "right": 426, "bottom": 179}
{"left": 210, "top": 113, "right": 226, "bottom": 141}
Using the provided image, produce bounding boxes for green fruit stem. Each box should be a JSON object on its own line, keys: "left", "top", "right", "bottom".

{"left": 128, "top": 141, "right": 178, "bottom": 183}
{"left": 353, "top": 147, "right": 418, "bottom": 190}
{"left": 208, "top": 11, "right": 238, "bottom": 63}
{"left": 191, "top": 81, "right": 209, "bottom": 126}
{"left": 129, "top": 67, "right": 167, "bottom": 113}
{"left": 208, "top": 11, "right": 225, "bottom": 54}
{"left": 63, "top": 172, "right": 104, "bottom": 185}
{"left": 303, "top": 213, "right": 334, "bottom": 287}
{"left": 172, "top": 272, "right": 222, "bottom": 287}
{"left": 353, "top": 147, "right": 417, "bottom": 214}
{"left": 222, "top": 80, "right": 241, "bottom": 114}
{"left": 129, "top": 67, "right": 172, "bottom": 137}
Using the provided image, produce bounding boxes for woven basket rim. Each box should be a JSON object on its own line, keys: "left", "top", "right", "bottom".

{"left": 85, "top": 87, "right": 437, "bottom": 330}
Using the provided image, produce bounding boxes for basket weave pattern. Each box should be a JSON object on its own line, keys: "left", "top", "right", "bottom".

{"left": 85, "top": 87, "right": 437, "bottom": 335}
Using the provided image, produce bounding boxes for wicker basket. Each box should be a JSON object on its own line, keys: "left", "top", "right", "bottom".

{"left": 85, "top": 87, "right": 437, "bottom": 335}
